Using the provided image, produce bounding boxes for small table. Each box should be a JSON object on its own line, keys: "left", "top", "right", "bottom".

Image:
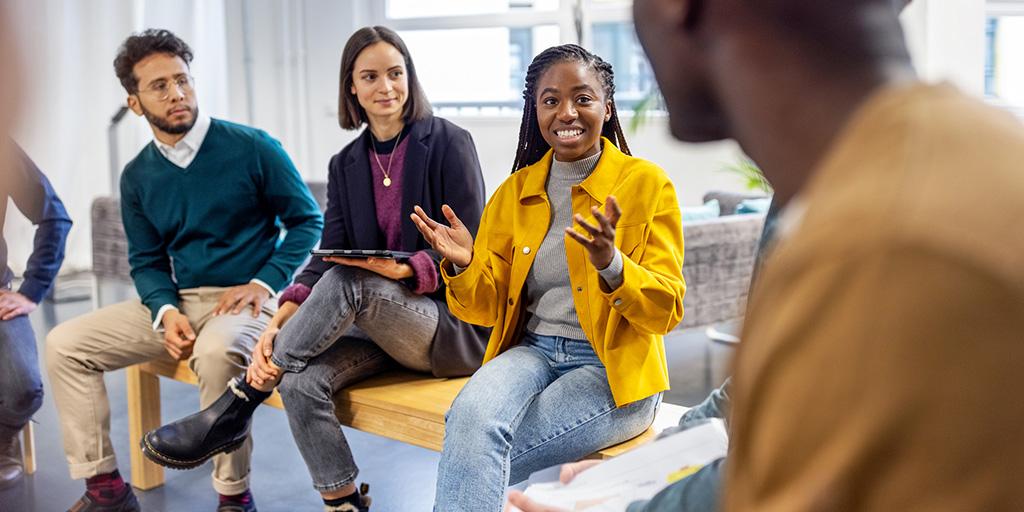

{"left": 702, "top": 319, "right": 742, "bottom": 390}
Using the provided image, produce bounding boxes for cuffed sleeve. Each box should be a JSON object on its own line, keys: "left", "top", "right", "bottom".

{"left": 597, "top": 248, "right": 624, "bottom": 291}
{"left": 278, "top": 282, "right": 313, "bottom": 307}
{"left": 407, "top": 250, "right": 440, "bottom": 294}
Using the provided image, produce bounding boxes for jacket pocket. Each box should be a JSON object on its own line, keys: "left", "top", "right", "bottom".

{"left": 616, "top": 224, "right": 647, "bottom": 260}
{"left": 487, "top": 232, "right": 514, "bottom": 265}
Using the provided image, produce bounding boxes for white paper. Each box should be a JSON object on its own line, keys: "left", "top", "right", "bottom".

{"left": 518, "top": 419, "right": 728, "bottom": 511}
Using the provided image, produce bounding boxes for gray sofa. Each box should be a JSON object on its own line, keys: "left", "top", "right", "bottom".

{"left": 90, "top": 185, "right": 764, "bottom": 331}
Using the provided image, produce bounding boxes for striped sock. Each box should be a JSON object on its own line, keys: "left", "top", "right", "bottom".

{"left": 85, "top": 469, "right": 128, "bottom": 505}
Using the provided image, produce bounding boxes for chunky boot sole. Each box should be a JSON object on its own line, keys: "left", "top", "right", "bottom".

{"left": 140, "top": 435, "right": 246, "bottom": 470}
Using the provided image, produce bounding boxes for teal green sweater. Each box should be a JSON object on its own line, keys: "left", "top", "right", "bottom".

{"left": 120, "top": 119, "right": 323, "bottom": 320}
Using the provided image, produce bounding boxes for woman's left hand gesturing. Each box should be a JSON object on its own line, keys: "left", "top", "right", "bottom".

{"left": 323, "top": 256, "right": 414, "bottom": 280}
{"left": 565, "top": 195, "right": 621, "bottom": 270}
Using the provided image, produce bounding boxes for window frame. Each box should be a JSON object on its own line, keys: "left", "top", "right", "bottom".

{"left": 366, "top": 0, "right": 645, "bottom": 115}
{"left": 985, "top": 0, "right": 1024, "bottom": 117}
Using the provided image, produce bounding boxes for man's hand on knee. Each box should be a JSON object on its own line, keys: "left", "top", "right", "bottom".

{"left": 213, "top": 283, "right": 270, "bottom": 318}
{"left": 162, "top": 309, "right": 196, "bottom": 360}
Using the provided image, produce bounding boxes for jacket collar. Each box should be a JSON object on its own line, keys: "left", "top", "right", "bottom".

{"left": 518, "top": 137, "right": 628, "bottom": 205}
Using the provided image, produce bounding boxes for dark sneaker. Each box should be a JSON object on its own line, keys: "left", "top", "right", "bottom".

{"left": 141, "top": 380, "right": 264, "bottom": 470}
{"left": 324, "top": 483, "right": 372, "bottom": 512}
{"left": 67, "top": 489, "right": 141, "bottom": 512}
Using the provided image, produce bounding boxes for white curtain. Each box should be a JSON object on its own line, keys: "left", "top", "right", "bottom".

{"left": 3, "top": 0, "right": 230, "bottom": 275}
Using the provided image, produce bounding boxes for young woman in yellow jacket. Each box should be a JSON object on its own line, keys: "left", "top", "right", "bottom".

{"left": 412, "top": 44, "right": 686, "bottom": 512}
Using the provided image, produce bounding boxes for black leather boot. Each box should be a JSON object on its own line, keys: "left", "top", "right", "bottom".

{"left": 141, "top": 379, "right": 268, "bottom": 470}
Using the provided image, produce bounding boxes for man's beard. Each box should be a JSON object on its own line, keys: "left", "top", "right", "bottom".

{"left": 141, "top": 104, "right": 198, "bottom": 135}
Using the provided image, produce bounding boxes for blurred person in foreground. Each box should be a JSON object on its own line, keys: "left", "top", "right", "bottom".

{"left": 511, "top": 0, "right": 1024, "bottom": 510}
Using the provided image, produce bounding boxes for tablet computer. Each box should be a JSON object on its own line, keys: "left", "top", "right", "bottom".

{"left": 310, "top": 249, "right": 416, "bottom": 260}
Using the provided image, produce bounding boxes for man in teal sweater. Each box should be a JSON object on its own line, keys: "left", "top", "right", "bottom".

{"left": 46, "top": 29, "right": 322, "bottom": 512}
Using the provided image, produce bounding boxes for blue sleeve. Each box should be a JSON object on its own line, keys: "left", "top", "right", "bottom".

{"left": 121, "top": 174, "right": 179, "bottom": 321}
{"left": 626, "top": 457, "right": 726, "bottom": 512}
{"left": 7, "top": 142, "right": 72, "bottom": 303}
{"left": 251, "top": 131, "right": 324, "bottom": 291}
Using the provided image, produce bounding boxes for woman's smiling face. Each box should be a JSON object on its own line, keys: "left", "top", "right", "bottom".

{"left": 534, "top": 60, "right": 612, "bottom": 162}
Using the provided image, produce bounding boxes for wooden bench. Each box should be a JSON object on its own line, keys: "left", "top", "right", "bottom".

{"left": 127, "top": 359, "right": 682, "bottom": 491}
{"left": 21, "top": 423, "right": 35, "bottom": 475}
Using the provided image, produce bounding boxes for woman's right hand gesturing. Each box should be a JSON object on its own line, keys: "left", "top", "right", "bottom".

{"left": 410, "top": 204, "right": 475, "bottom": 268}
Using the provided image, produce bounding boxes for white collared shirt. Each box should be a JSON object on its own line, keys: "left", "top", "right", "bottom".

{"left": 149, "top": 114, "right": 276, "bottom": 330}
{"left": 154, "top": 113, "right": 211, "bottom": 169}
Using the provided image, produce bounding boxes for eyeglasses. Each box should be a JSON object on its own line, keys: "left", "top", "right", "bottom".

{"left": 137, "top": 75, "right": 195, "bottom": 101}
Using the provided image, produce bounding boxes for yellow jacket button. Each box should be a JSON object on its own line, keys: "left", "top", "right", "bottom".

{"left": 522, "top": 246, "right": 531, "bottom": 255}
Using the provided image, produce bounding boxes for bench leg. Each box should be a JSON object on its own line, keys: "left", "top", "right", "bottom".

{"left": 21, "top": 422, "right": 35, "bottom": 475}
{"left": 126, "top": 365, "right": 164, "bottom": 490}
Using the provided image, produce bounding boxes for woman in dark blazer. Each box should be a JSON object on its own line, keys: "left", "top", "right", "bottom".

{"left": 141, "top": 26, "right": 488, "bottom": 511}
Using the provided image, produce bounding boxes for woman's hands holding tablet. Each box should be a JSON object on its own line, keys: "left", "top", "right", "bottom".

{"left": 323, "top": 255, "right": 414, "bottom": 280}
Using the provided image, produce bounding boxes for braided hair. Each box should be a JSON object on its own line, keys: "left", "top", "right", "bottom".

{"left": 511, "top": 44, "right": 631, "bottom": 173}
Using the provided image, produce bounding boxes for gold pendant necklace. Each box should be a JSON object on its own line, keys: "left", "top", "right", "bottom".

{"left": 372, "top": 128, "right": 403, "bottom": 188}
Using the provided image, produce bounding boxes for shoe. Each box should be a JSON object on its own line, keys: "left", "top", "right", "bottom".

{"left": 0, "top": 432, "right": 23, "bottom": 489}
{"left": 325, "top": 483, "right": 372, "bottom": 512}
{"left": 141, "top": 382, "right": 258, "bottom": 470}
{"left": 67, "top": 489, "right": 141, "bottom": 512}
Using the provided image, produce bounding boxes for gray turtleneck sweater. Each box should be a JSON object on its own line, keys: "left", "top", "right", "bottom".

{"left": 524, "top": 151, "right": 624, "bottom": 341}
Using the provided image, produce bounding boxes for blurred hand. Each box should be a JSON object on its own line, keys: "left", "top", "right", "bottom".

{"left": 161, "top": 309, "right": 196, "bottom": 360}
{"left": 505, "top": 460, "right": 603, "bottom": 512}
{"left": 0, "top": 290, "right": 36, "bottom": 320}
{"left": 324, "top": 256, "right": 413, "bottom": 280}
{"left": 565, "top": 195, "right": 621, "bottom": 270}
{"left": 213, "top": 283, "right": 270, "bottom": 317}
{"left": 410, "top": 204, "right": 474, "bottom": 268}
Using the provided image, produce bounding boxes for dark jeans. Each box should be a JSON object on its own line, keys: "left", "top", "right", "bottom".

{"left": 0, "top": 315, "right": 44, "bottom": 439}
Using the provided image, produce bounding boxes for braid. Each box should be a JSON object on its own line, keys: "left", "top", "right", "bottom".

{"left": 510, "top": 44, "right": 631, "bottom": 173}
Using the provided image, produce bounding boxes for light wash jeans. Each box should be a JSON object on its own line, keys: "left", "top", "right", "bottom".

{"left": 271, "top": 265, "right": 439, "bottom": 492}
{"left": 0, "top": 315, "right": 43, "bottom": 440}
{"left": 434, "top": 332, "right": 661, "bottom": 512}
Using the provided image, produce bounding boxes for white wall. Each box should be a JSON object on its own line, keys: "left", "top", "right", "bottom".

{"left": 1, "top": 0, "right": 990, "bottom": 276}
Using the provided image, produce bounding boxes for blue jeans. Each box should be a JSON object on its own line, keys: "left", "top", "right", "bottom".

{"left": 434, "top": 332, "right": 661, "bottom": 512}
{"left": 272, "top": 265, "right": 439, "bottom": 492}
{"left": 0, "top": 315, "right": 44, "bottom": 440}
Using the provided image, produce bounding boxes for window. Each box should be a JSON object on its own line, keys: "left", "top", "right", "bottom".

{"left": 986, "top": 1, "right": 1024, "bottom": 115}
{"left": 371, "top": 0, "right": 660, "bottom": 115}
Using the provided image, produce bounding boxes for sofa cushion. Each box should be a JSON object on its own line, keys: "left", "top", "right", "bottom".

{"left": 736, "top": 197, "right": 772, "bottom": 214}
{"left": 681, "top": 199, "right": 721, "bottom": 222}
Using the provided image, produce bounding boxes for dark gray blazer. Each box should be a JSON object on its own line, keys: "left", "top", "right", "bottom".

{"left": 294, "top": 115, "right": 490, "bottom": 377}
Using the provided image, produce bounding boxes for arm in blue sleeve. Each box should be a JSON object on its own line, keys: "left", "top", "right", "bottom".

{"left": 7, "top": 142, "right": 72, "bottom": 303}
{"left": 120, "top": 177, "right": 178, "bottom": 321}
{"left": 626, "top": 457, "right": 726, "bottom": 512}
{"left": 251, "top": 131, "right": 324, "bottom": 291}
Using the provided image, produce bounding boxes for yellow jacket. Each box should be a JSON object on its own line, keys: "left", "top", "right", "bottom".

{"left": 441, "top": 139, "right": 685, "bottom": 406}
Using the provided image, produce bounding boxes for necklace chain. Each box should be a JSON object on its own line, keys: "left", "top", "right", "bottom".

{"left": 371, "top": 129, "right": 403, "bottom": 188}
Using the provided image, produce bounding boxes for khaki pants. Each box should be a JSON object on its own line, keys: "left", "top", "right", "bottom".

{"left": 45, "top": 287, "right": 274, "bottom": 495}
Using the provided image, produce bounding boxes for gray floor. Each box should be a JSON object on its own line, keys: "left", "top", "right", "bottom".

{"left": 0, "top": 294, "right": 733, "bottom": 512}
